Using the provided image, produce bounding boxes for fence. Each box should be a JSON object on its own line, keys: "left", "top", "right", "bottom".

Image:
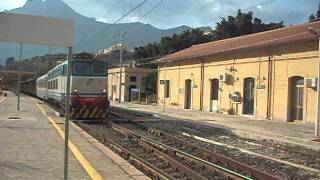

{"left": 130, "top": 88, "right": 157, "bottom": 105}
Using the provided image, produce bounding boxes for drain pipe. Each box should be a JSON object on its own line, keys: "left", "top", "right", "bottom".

{"left": 200, "top": 59, "right": 205, "bottom": 111}
{"left": 266, "top": 48, "right": 273, "bottom": 120}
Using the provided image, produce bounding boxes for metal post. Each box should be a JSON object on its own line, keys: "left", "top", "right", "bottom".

{"left": 316, "top": 37, "right": 320, "bottom": 137}
{"left": 64, "top": 47, "right": 72, "bottom": 180}
{"left": 138, "top": 88, "right": 141, "bottom": 104}
{"left": 162, "top": 62, "right": 167, "bottom": 112}
{"left": 17, "top": 42, "right": 23, "bottom": 111}
{"left": 118, "top": 33, "right": 125, "bottom": 103}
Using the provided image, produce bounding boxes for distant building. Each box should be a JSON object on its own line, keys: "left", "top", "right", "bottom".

{"left": 154, "top": 21, "right": 320, "bottom": 124}
{"left": 96, "top": 44, "right": 128, "bottom": 56}
{"left": 107, "top": 64, "right": 155, "bottom": 102}
{"left": 203, "top": 31, "right": 213, "bottom": 36}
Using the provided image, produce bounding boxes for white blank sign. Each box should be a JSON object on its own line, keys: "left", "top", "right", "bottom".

{"left": 0, "top": 12, "right": 74, "bottom": 47}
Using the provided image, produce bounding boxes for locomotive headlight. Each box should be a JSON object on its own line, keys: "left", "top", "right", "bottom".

{"left": 73, "top": 89, "right": 79, "bottom": 93}
{"left": 102, "top": 89, "right": 107, "bottom": 94}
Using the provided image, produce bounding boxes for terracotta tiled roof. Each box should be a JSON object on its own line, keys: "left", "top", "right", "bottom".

{"left": 154, "top": 21, "right": 320, "bottom": 63}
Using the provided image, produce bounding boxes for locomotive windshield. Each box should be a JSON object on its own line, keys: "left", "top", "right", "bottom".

{"left": 73, "top": 61, "right": 90, "bottom": 75}
{"left": 91, "top": 61, "right": 106, "bottom": 75}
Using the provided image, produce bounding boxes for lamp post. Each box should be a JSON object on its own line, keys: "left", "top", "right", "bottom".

{"left": 308, "top": 27, "right": 320, "bottom": 137}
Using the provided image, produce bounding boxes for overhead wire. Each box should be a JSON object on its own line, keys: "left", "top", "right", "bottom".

{"left": 124, "top": 0, "right": 164, "bottom": 34}
{"left": 100, "top": 0, "right": 122, "bottom": 20}
{"left": 76, "top": 0, "right": 150, "bottom": 52}
{"left": 112, "top": 0, "right": 164, "bottom": 50}
{"left": 130, "top": 0, "right": 279, "bottom": 64}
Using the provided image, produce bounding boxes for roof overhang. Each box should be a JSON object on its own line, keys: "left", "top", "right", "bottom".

{"left": 153, "top": 31, "right": 318, "bottom": 65}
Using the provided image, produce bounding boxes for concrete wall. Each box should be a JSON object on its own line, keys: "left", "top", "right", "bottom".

{"left": 157, "top": 40, "right": 318, "bottom": 124}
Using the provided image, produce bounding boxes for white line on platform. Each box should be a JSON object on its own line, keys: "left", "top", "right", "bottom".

{"left": 31, "top": 98, "right": 103, "bottom": 180}
{"left": 182, "top": 132, "right": 320, "bottom": 173}
{"left": 0, "top": 118, "right": 37, "bottom": 121}
{"left": 0, "top": 97, "right": 6, "bottom": 103}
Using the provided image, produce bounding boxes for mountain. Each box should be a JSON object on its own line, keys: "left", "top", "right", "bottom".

{"left": 0, "top": 0, "right": 211, "bottom": 64}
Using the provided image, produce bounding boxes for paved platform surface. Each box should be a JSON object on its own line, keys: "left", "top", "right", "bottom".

{"left": 111, "top": 101, "right": 320, "bottom": 151}
{"left": 0, "top": 92, "right": 144, "bottom": 180}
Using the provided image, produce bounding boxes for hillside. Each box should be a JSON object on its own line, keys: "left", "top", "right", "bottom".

{"left": 0, "top": 0, "right": 210, "bottom": 63}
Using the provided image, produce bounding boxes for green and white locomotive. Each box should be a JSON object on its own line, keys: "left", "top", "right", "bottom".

{"left": 36, "top": 53, "right": 109, "bottom": 119}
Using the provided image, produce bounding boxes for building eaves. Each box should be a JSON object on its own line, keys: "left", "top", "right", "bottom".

{"left": 153, "top": 21, "right": 320, "bottom": 64}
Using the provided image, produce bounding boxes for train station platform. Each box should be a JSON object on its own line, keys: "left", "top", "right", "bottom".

{"left": 0, "top": 91, "right": 147, "bottom": 180}
{"left": 111, "top": 101, "right": 320, "bottom": 152}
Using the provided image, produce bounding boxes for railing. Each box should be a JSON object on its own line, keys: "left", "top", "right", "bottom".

{"left": 130, "top": 89, "right": 157, "bottom": 105}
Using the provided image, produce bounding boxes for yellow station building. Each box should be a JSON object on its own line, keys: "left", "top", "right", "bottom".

{"left": 154, "top": 21, "right": 320, "bottom": 124}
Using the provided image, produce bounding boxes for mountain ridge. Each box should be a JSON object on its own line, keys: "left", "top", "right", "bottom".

{"left": 0, "top": 0, "right": 211, "bottom": 64}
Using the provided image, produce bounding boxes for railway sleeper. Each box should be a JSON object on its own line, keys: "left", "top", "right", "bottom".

{"left": 113, "top": 120, "right": 279, "bottom": 180}
{"left": 78, "top": 122, "right": 174, "bottom": 180}
{"left": 111, "top": 123, "right": 242, "bottom": 180}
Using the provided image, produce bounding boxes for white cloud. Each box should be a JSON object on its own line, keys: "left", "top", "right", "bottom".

{"left": 1, "top": 0, "right": 318, "bottom": 28}
{"left": 0, "top": 0, "right": 26, "bottom": 11}
{"left": 96, "top": 17, "right": 107, "bottom": 23}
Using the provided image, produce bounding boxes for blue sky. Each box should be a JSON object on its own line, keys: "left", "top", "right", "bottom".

{"left": 0, "top": 0, "right": 319, "bottom": 28}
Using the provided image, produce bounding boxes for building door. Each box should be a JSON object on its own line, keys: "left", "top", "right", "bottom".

{"left": 289, "top": 77, "right": 304, "bottom": 121}
{"left": 210, "top": 79, "right": 219, "bottom": 112}
{"left": 243, "top": 78, "right": 255, "bottom": 115}
{"left": 185, "top": 79, "right": 192, "bottom": 109}
{"left": 128, "top": 85, "right": 137, "bottom": 102}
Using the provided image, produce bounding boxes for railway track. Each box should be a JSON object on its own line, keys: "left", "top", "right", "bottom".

{"left": 77, "top": 107, "right": 277, "bottom": 180}
{"left": 138, "top": 115, "right": 320, "bottom": 172}
{"left": 41, "top": 102, "right": 274, "bottom": 179}
{"left": 109, "top": 116, "right": 278, "bottom": 179}
{"left": 109, "top": 107, "right": 320, "bottom": 179}
{"left": 77, "top": 120, "right": 260, "bottom": 180}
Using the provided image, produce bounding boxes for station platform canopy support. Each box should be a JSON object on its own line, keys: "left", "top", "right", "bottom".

{"left": 0, "top": 12, "right": 74, "bottom": 180}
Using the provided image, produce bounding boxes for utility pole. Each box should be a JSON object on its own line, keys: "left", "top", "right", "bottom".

{"left": 64, "top": 47, "right": 72, "bottom": 180}
{"left": 17, "top": 41, "right": 23, "bottom": 111}
{"left": 118, "top": 32, "right": 126, "bottom": 103}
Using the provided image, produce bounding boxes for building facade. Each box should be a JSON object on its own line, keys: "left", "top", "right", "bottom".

{"left": 155, "top": 21, "right": 320, "bottom": 124}
{"left": 107, "top": 65, "right": 155, "bottom": 102}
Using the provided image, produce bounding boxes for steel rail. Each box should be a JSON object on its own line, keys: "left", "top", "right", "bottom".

{"left": 109, "top": 108, "right": 279, "bottom": 180}
{"left": 158, "top": 129, "right": 279, "bottom": 180}
{"left": 76, "top": 122, "right": 172, "bottom": 180}
{"left": 110, "top": 122, "right": 249, "bottom": 180}
{"left": 111, "top": 125, "right": 209, "bottom": 180}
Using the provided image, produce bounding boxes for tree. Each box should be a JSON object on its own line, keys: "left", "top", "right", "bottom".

{"left": 310, "top": 14, "right": 316, "bottom": 21}
{"left": 317, "top": 2, "right": 320, "bottom": 18}
{"left": 141, "top": 71, "right": 157, "bottom": 94}
{"left": 214, "top": 10, "right": 283, "bottom": 39}
{"left": 2, "top": 54, "right": 67, "bottom": 76}
{"left": 133, "top": 9, "right": 284, "bottom": 61}
{"left": 5, "top": 57, "right": 16, "bottom": 66}
{"left": 309, "top": 2, "right": 320, "bottom": 22}
{"left": 134, "top": 29, "right": 213, "bottom": 59}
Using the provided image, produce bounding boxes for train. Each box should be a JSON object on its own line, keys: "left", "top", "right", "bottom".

{"left": 21, "top": 53, "right": 110, "bottom": 119}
